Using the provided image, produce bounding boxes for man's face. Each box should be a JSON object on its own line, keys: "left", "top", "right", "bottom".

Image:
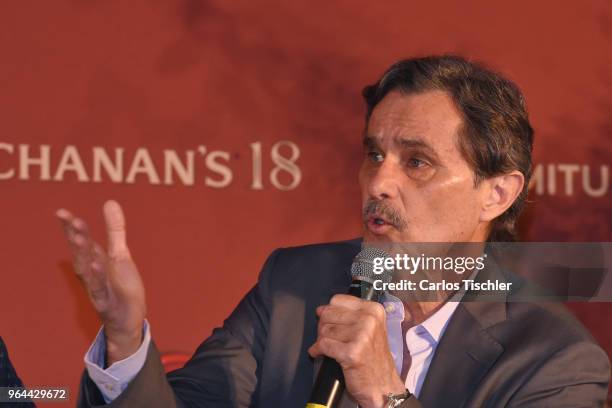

{"left": 359, "top": 90, "right": 488, "bottom": 243}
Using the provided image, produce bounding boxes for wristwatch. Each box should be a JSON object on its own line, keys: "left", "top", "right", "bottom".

{"left": 385, "top": 390, "right": 412, "bottom": 407}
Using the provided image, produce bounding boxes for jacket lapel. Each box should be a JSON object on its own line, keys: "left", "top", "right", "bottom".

{"left": 418, "top": 302, "right": 505, "bottom": 406}
{"left": 418, "top": 256, "right": 509, "bottom": 407}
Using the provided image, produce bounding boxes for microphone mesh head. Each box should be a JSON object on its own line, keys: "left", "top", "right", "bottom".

{"left": 351, "top": 246, "right": 393, "bottom": 284}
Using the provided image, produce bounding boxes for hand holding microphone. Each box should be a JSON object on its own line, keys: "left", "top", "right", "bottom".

{"left": 307, "top": 248, "right": 406, "bottom": 408}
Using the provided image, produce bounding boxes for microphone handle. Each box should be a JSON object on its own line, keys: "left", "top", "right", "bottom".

{"left": 306, "top": 279, "right": 380, "bottom": 408}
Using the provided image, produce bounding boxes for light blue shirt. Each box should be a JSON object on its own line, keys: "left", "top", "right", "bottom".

{"left": 85, "top": 294, "right": 459, "bottom": 403}
{"left": 382, "top": 294, "right": 460, "bottom": 396}
{"left": 84, "top": 320, "right": 151, "bottom": 401}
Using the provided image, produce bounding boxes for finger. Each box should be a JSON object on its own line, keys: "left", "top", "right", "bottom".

{"left": 71, "top": 218, "right": 94, "bottom": 250}
{"left": 87, "top": 261, "right": 110, "bottom": 302}
{"left": 318, "top": 305, "right": 360, "bottom": 325}
{"left": 74, "top": 239, "right": 111, "bottom": 306}
{"left": 308, "top": 337, "right": 347, "bottom": 361}
{"left": 88, "top": 242, "right": 109, "bottom": 288}
{"left": 329, "top": 294, "right": 364, "bottom": 309}
{"left": 92, "top": 241, "right": 108, "bottom": 263}
{"left": 56, "top": 209, "right": 76, "bottom": 245}
{"left": 103, "top": 200, "right": 130, "bottom": 259}
{"left": 56, "top": 209, "right": 89, "bottom": 252}
{"left": 71, "top": 233, "right": 90, "bottom": 272}
{"left": 330, "top": 295, "right": 387, "bottom": 323}
{"left": 57, "top": 212, "right": 93, "bottom": 274}
{"left": 56, "top": 208, "right": 74, "bottom": 223}
{"left": 74, "top": 238, "right": 112, "bottom": 308}
{"left": 360, "top": 301, "right": 387, "bottom": 323}
{"left": 70, "top": 217, "right": 97, "bottom": 269}
{"left": 318, "top": 322, "right": 358, "bottom": 343}
{"left": 57, "top": 211, "right": 105, "bottom": 281}
{"left": 76, "top": 235, "right": 108, "bottom": 289}
{"left": 57, "top": 209, "right": 113, "bottom": 312}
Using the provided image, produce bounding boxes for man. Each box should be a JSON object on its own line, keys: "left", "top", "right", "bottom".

{"left": 58, "top": 56, "right": 610, "bottom": 407}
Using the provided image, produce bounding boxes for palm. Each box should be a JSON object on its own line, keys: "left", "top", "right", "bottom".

{"left": 97, "top": 256, "right": 145, "bottom": 334}
{"left": 57, "top": 200, "right": 146, "bottom": 362}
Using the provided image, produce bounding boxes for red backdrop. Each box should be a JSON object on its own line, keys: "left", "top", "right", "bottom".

{"left": 1, "top": 1, "right": 610, "bottom": 406}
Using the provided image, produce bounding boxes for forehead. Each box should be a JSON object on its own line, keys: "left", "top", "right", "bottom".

{"left": 366, "top": 90, "right": 464, "bottom": 152}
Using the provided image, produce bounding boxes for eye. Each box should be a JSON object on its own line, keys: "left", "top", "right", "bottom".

{"left": 406, "top": 157, "right": 426, "bottom": 168}
{"left": 367, "top": 150, "right": 384, "bottom": 163}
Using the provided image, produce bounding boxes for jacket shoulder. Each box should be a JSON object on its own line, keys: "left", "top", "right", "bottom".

{"left": 258, "top": 239, "right": 362, "bottom": 296}
{"left": 504, "top": 302, "right": 599, "bottom": 345}
{"left": 274, "top": 239, "right": 362, "bottom": 265}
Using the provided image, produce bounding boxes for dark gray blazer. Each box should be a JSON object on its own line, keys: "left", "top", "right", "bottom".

{"left": 0, "top": 336, "right": 36, "bottom": 407}
{"left": 78, "top": 240, "right": 610, "bottom": 407}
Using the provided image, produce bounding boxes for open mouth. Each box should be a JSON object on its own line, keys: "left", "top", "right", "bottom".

{"left": 366, "top": 215, "right": 394, "bottom": 234}
{"left": 372, "top": 217, "right": 386, "bottom": 225}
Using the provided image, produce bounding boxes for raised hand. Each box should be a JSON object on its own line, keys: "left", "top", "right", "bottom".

{"left": 57, "top": 200, "right": 146, "bottom": 365}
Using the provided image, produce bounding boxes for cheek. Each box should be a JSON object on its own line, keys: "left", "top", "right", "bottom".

{"left": 403, "top": 175, "right": 481, "bottom": 236}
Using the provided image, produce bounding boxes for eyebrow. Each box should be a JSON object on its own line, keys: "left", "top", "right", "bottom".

{"left": 362, "top": 134, "right": 440, "bottom": 162}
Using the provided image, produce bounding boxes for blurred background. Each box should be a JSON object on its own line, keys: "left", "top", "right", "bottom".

{"left": 0, "top": 0, "right": 610, "bottom": 406}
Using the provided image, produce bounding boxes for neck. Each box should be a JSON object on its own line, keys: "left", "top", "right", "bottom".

{"left": 402, "top": 300, "right": 446, "bottom": 327}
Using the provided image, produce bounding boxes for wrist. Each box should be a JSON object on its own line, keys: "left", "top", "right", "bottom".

{"left": 104, "top": 325, "right": 144, "bottom": 365}
{"left": 362, "top": 374, "right": 407, "bottom": 408}
{"left": 380, "top": 373, "right": 408, "bottom": 407}
{"left": 384, "top": 389, "right": 412, "bottom": 408}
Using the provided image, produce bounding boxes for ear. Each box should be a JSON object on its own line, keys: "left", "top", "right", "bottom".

{"left": 479, "top": 171, "right": 525, "bottom": 222}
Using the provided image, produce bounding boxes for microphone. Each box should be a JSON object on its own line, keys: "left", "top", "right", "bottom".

{"left": 306, "top": 246, "right": 393, "bottom": 408}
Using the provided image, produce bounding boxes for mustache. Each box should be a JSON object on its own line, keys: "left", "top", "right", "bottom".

{"left": 362, "top": 199, "right": 407, "bottom": 231}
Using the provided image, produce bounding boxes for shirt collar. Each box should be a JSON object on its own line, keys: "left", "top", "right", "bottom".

{"left": 381, "top": 264, "right": 482, "bottom": 342}
{"left": 382, "top": 292, "right": 460, "bottom": 344}
{"left": 417, "top": 300, "right": 459, "bottom": 343}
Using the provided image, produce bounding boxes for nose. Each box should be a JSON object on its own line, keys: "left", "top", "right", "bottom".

{"left": 366, "top": 159, "right": 401, "bottom": 200}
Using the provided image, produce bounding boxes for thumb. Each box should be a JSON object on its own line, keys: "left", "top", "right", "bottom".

{"left": 103, "top": 200, "right": 130, "bottom": 259}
